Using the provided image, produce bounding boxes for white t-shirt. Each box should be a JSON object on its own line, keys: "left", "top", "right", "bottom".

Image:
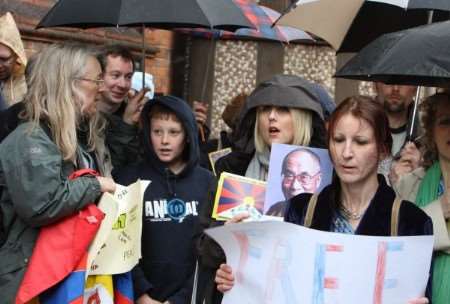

{"left": 391, "top": 130, "right": 407, "bottom": 156}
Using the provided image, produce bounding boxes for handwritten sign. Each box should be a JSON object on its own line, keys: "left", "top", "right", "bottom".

{"left": 206, "top": 221, "right": 433, "bottom": 304}
{"left": 87, "top": 180, "right": 150, "bottom": 275}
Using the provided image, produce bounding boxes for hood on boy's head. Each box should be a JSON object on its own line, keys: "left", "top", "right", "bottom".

{"left": 233, "top": 74, "right": 326, "bottom": 153}
{"left": 140, "top": 95, "right": 199, "bottom": 174}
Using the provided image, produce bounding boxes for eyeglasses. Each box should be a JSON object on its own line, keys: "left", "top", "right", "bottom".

{"left": 75, "top": 77, "right": 104, "bottom": 86}
{"left": 283, "top": 171, "right": 320, "bottom": 184}
{"left": 0, "top": 55, "right": 14, "bottom": 66}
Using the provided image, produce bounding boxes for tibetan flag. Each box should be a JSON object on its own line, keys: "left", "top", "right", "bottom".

{"left": 39, "top": 272, "right": 133, "bottom": 304}
{"left": 38, "top": 256, "right": 88, "bottom": 304}
{"left": 212, "top": 172, "right": 266, "bottom": 221}
{"left": 16, "top": 169, "right": 134, "bottom": 304}
{"left": 80, "top": 273, "right": 133, "bottom": 304}
{"left": 113, "top": 272, "right": 134, "bottom": 304}
{"left": 16, "top": 169, "right": 104, "bottom": 304}
{"left": 84, "top": 275, "right": 114, "bottom": 303}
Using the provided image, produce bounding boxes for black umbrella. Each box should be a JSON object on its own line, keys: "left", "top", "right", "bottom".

{"left": 276, "top": 0, "right": 450, "bottom": 52}
{"left": 336, "top": 20, "right": 450, "bottom": 142}
{"left": 37, "top": 0, "right": 254, "bottom": 88}
{"left": 335, "top": 20, "right": 450, "bottom": 88}
{"left": 37, "top": 0, "right": 253, "bottom": 31}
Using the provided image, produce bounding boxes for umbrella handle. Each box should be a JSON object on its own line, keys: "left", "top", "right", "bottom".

{"left": 200, "top": 38, "right": 215, "bottom": 102}
{"left": 142, "top": 24, "right": 146, "bottom": 89}
{"left": 198, "top": 123, "right": 206, "bottom": 142}
{"left": 427, "top": 10, "right": 434, "bottom": 24}
{"left": 407, "top": 86, "right": 422, "bottom": 141}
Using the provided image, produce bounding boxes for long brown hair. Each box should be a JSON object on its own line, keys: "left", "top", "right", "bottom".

{"left": 327, "top": 95, "right": 392, "bottom": 160}
{"left": 326, "top": 95, "right": 392, "bottom": 211}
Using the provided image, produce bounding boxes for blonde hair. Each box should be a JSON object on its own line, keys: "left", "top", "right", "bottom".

{"left": 23, "top": 43, "right": 103, "bottom": 162}
{"left": 254, "top": 107, "right": 312, "bottom": 153}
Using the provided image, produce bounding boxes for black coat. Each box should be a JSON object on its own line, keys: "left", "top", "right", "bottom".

{"left": 285, "top": 175, "right": 433, "bottom": 236}
{"left": 0, "top": 101, "right": 24, "bottom": 143}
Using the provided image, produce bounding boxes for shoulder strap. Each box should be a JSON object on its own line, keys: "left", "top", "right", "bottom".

{"left": 305, "top": 193, "right": 402, "bottom": 234}
{"left": 390, "top": 196, "right": 403, "bottom": 236}
{"left": 304, "top": 193, "right": 319, "bottom": 228}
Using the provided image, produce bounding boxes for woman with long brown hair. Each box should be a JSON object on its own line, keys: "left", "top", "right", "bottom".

{"left": 215, "top": 96, "right": 432, "bottom": 304}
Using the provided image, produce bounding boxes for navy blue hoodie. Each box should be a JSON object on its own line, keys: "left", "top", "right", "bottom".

{"left": 114, "top": 95, "right": 215, "bottom": 304}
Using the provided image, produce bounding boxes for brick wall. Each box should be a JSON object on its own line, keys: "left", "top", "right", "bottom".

{"left": 1, "top": 0, "right": 174, "bottom": 94}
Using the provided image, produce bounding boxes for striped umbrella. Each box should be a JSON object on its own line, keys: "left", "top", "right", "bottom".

{"left": 180, "top": 0, "right": 314, "bottom": 43}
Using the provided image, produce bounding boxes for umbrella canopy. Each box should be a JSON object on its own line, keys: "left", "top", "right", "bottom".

{"left": 276, "top": 0, "right": 450, "bottom": 52}
{"left": 335, "top": 20, "right": 450, "bottom": 88}
{"left": 37, "top": 0, "right": 254, "bottom": 89}
{"left": 226, "top": 1, "right": 313, "bottom": 42}
{"left": 37, "top": 0, "right": 253, "bottom": 31}
{"left": 180, "top": 1, "right": 313, "bottom": 43}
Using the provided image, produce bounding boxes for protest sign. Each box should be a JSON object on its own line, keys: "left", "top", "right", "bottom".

{"left": 208, "top": 148, "right": 232, "bottom": 175}
{"left": 88, "top": 180, "right": 150, "bottom": 275}
{"left": 206, "top": 221, "right": 433, "bottom": 304}
{"left": 265, "top": 143, "right": 333, "bottom": 217}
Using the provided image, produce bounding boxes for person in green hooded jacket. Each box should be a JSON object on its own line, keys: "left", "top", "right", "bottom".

{"left": 0, "top": 43, "right": 117, "bottom": 303}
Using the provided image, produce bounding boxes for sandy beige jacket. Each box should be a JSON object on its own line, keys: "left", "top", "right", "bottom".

{"left": 0, "top": 12, "right": 27, "bottom": 105}
{"left": 394, "top": 167, "right": 450, "bottom": 253}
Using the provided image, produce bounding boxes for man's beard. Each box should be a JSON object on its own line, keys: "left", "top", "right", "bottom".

{"left": 383, "top": 98, "right": 409, "bottom": 114}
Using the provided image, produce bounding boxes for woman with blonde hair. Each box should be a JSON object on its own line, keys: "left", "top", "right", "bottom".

{"left": 0, "top": 43, "right": 116, "bottom": 302}
{"left": 196, "top": 74, "right": 327, "bottom": 304}
{"left": 214, "top": 74, "right": 327, "bottom": 180}
{"left": 395, "top": 92, "right": 450, "bottom": 303}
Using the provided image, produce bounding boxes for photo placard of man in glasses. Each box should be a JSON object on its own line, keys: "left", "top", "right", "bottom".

{"left": 266, "top": 148, "right": 322, "bottom": 217}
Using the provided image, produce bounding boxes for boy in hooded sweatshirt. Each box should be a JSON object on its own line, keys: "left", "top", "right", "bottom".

{"left": 114, "top": 95, "right": 215, "bottom": 304}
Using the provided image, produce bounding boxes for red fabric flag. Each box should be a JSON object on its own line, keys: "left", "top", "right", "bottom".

{"left": 16, "top": 169, "right": 104, "bottom": 304}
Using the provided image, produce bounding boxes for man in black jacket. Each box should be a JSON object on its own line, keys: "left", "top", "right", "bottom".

{"left": 374, "top": 82, "right": 422, "bottom": 184}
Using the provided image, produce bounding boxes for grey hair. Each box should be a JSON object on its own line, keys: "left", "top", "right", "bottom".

{"left": 23, "top": 43, "right": 103, "bottom": 162}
